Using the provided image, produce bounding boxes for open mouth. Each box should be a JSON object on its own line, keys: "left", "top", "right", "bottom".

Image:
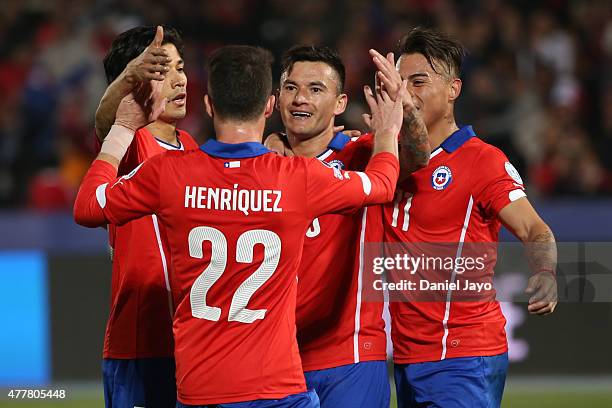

{"left": 171, "top": 92, "right": 186, "bottom": 106}
{"left": 290, "top": 111, "right": 313, "bottom": 120}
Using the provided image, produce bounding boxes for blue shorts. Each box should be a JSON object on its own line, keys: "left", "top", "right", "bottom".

{"left": 394, "top": 352, "right": 508, "bottom": 408}
{"left": 304, "top": 361, "right": 390, "bottom": 408}
{"left": 103, "top": 357, "right": 176, "bottom": 408}
{"left": 176, "top": 389, "right": 319, "bottom": 408}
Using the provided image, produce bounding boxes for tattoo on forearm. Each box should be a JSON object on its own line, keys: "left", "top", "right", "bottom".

{"left": 399, "top": 109, "right": 430, "bottom": 178}
{"left": 526, "top": 230, "right": 557, "bottom": 274}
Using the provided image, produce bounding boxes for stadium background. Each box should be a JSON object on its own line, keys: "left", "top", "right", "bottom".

{"left": 0, "top": 0, "right": 611, "bottom": 406}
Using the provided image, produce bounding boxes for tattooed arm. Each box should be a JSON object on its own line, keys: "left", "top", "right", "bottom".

{"left": 499, "top": 198, "right": 558, "bottom": 315}
{"left": 399, "top": 107, "right": 430, "bottom": 181}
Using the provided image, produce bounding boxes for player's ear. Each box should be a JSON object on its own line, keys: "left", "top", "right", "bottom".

{"left": 334, "top": 93, "right": 348, "bottom": 116}
{"left": 264, "top": 95, "right": 275, "bottom": 118}
{"left": 204, "top": 94, "right": 214, "bottom": 119}
{"left": 449, "top": 78, "right": 462, "bottom": 102}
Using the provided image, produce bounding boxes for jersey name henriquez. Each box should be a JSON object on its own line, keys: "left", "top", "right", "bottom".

{"left": 184, "top": 185, "right": 282, "bottom": 214}
{"left": 75, "top": 138, "right": 399, "bottom": 405}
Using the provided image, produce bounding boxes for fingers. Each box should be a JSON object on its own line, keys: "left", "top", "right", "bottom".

{"left": 377, "top": 71, "right": 397, "bottom": 97}
{"left": 370, "top": 49, "right": 399, "bottom": 83}
{"left": 528, "top": 301, "right": 557, "bottom": 315}
{"left": 332, "top": 126, "right": 362, "bottom": 137}
{"left": 152, "top": 25, "right": 164, "bottom": 48}
{"left": 343, "top": 129, "right": 362, "bottom": 137}
{"left": 374, "top": 74, "right": 383, "bottom": 103}
{"left": 362, "top": 113, "right": 372, "bottom": 129}
{"left": 144, "top": 54, "right": 172, "bottom": 66}
{"left": 524, "top": 276, "right": 538, "bottom": 295}
{"left": 363, "top": 85, "right": 377, "bottom": 112}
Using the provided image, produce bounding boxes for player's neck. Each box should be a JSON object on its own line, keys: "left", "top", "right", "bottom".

{"left": 286, "top": 126, "right": 334, "bottom": 158}
{"left": 146, "top": 121, "right": 178, "bottom": 145}
{"left": 214, "top": 119, "right": 264, "bottom": 144}
{"left": 427, "top": 118, "right": 459, "bottom": 151}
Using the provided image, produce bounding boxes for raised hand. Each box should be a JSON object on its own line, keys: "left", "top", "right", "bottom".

{"left": 114, "top": 73, "right": 167, "bottom": 131}
{"left": 369, "top": 49, "right": 417, "bottom": 114}
{"left": 123, "top": 26, "right": 169, "bottom": 88}
{"left": 363, "top": 79, "right": 408, "bottom": 137}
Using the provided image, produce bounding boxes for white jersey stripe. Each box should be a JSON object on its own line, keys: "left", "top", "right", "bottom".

{"left": 96, "top": 183, "right": 108, "bottom": 208}
{"left": 355, "top": 172, "right": 372, "bottom": 195}
{"left": 317, "top": 149, "right": 334, "bottom": 161}
{"left": 353, "top": 207, "right": 368, "bottom": 363}
{"left": 441, "top": 195, "right": 474, "bottom": 360}
{"left": 401, "top": 193, "right": 413, "bottom": 231}
{"left": 430, "top": 147, "right": 443, "bottom": 159}
{"left": 151, "top": 214, "right": 174, "bottom": 318}
{"left": 391, "top": 193, "right": 402, "bottom": 227}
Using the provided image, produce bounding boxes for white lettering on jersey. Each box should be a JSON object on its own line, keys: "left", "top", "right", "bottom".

{"left": 184, "top": 185, "right": 283, "bottom": 215}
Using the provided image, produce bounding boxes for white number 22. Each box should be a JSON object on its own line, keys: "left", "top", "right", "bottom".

{"left": 188, "top": 227, "right": 281, "bottom": 323}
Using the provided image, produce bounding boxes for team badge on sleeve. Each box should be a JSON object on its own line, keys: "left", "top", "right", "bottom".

{"left": 431, "top": 166, "right": 452, "bottom": 190}
{"left": 504, "top": 162, "right": 523, "bottom": 185}
{"left": 321, "top": 160, "right": 345, "bottom": 180}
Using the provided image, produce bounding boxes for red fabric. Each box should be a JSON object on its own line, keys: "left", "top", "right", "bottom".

{"left": 92, "top": 128, "right": 198, "bottom": 358}
{"left": 383, "top": 137, "right": 525, "bottom": 364}
{"left": 74, "top": 146, "right": 398, "bottom": 404}
{"left": 296, "top": 133, "right": 387, "bottom": 371}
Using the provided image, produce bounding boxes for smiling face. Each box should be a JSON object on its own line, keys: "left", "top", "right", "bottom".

{"left": 158, "top": 43, "right": 187, "bottom": 123}
{"left": 279, "top": 61, "right": 347, "bottom": 140}
{"left": 397, "top": 53, "right": 460, "bottom": 131}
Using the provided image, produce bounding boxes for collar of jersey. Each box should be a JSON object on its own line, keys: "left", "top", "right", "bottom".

{"left": 200, "top": 139, "right": 272, "bottom": 158}
{"left": 436, "top": 125, "right": 475, "bottom": 154}
{"left": 316, "top": 132, "right": 351, "bottom": 158}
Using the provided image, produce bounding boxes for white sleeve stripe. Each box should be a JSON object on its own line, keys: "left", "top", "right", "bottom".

{"left": 96, "top": 183, "right": 109, "bottom": 208}
{"left": 509, "top": 189, "right": 527, "bottom": 202}
{"left": 355, "top": 172, "right": 372, "bottom": 195}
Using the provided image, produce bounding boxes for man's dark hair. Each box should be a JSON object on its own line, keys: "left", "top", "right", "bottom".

{"left": 280, "top": 45, "right": 346, "bottom": 94}
{"left": 103, "top": 25, "right": 184, "bottom": 84}
{"left": 207, "top": 45, "right": 274, "bottom": 122}
{"left": 399, "top": 27, "right": 465, "bottom": 78}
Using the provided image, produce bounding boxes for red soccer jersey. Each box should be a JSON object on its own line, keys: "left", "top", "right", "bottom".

{"left": 97, "top": 127, "right": 199, "bottom": 358}
{"left": 74, "top": 139, "right": 398, "bottom": 405}
{"left": 382, "top": 126, "right": 526, "bottom": 364}
{"left": 296, "top": 133, "right": 387, "bottom": 371}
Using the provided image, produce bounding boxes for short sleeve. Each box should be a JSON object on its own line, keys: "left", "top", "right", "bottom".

{"left": 471, "top": 146, "right": 526, "bottom": 217}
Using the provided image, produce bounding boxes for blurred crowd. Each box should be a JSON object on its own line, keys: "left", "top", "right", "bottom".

{"left": 0, "top": 0, "right": 611, "bottom": 209}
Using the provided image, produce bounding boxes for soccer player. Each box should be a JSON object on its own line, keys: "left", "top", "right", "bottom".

{"left": 268, "top": 45, "right": 429, "bottom": 407}
{"left": 95, "top": 26, "right": 198, "bottom": 408}
{"left": 74, "top": 44, "right": 403, "bottom": 407}
{"left": 370, "top": 27, "right": 558, "bottom": 407}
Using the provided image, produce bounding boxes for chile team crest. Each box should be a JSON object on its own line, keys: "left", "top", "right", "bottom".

{"left": 431, "top": 165, "right": 452, "bottom": 190}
